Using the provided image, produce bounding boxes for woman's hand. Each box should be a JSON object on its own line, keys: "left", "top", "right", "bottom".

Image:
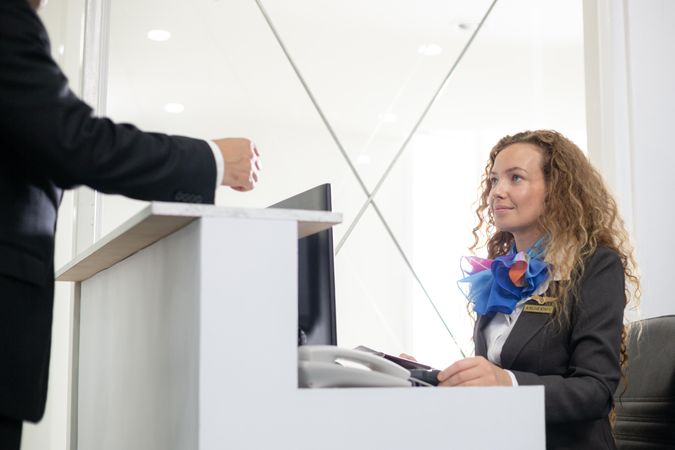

{"left": 437, "top": 356, "right": 513, "bottom": 387}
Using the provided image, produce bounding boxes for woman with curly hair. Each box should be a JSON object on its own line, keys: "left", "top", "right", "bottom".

{"left": 441, "top": 130, "right": 639, "bottom": 449}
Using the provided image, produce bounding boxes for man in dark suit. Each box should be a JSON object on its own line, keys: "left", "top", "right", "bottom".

{"left": 0, "top": 0, "right": 261, "bottom": 447}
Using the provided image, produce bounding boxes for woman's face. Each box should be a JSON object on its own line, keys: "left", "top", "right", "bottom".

{"left": 488, "top": 143, "right": 547, "bottom": 250}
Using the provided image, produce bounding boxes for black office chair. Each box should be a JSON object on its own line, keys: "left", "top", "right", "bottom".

{"left": 613, "top": 315, "right": 675, "bottom": 449}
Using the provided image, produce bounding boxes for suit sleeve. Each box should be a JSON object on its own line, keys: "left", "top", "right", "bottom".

{"left": 0, "top": 1, "right": 216, "bottom": 204}
{"left": 511, "top": 248, "right": 625, "bottom": 423}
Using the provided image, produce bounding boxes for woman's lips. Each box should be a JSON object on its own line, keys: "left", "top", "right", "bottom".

{"left": 493, "top": 206, "right": 514, "bottom": 214}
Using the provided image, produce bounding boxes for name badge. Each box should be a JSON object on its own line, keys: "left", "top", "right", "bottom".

{"left": 524, "top": 304, "right": 554, "bottom": 314}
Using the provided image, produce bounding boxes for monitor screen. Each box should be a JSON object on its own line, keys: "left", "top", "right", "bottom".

{"left": 269, "top": 184, "right": 337, "bottom": 346}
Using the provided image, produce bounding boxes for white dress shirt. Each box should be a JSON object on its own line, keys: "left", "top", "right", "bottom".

{"left": 206, "top": 140, "right": 224, "bottom": 188}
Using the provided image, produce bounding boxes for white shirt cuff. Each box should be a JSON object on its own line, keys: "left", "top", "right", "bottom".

{"left": 206, "top": 140, "right": 224, "bottom": 189}
{"left": 505, "top": 370, "right": 519, "bottom": 386}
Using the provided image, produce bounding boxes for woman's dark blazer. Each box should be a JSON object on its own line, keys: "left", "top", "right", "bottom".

{"left": 0, "top": 0, "right": 216, "bottom": 422}
{"left": 474, "top": 247, "right": 625, "bottom": 450}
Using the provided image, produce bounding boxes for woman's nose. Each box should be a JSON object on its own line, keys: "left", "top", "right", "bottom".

{"left": 491, "top": 182, "right": 506, "bottom": 198}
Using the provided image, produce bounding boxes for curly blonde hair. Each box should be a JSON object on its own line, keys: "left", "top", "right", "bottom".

{"left": 471, "top": 130, "right": 640, "bottom": 384}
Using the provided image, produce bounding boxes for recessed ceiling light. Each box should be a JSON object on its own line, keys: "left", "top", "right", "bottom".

{"left": 378, "top": 112, "right": 397, "bottom": 123}
{"left": 164, "top": 103, "right": 184, "bottom": 114}
{"left": 417, "top": 44, "right": 442, "bottom": 57}
{"left": 147, "top": 29, "right": 171, "bottom": 42}
{"left": 356, "top": 154, "right": 371, "bottom": 165}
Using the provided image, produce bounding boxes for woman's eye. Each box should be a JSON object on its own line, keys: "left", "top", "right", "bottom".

{"left": 489, "top": 177, "right": 498, "bottom": 186}
{"left": 512, "top": 174, "right": 522, "bottom": 182}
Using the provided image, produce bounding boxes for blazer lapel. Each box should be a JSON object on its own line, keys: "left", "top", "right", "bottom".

{"left": 474, "top": 313, "right": 493, "bottom": 357}
{"left": 500, "top": 300, "right": 550, "bottom": 369}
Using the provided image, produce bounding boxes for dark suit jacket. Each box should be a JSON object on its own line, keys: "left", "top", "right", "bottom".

{"left": 0, "top": 0, "right": 216, "bottom": 421}
{"left": 475, "top": 247, "right": 624, "bottom": 450}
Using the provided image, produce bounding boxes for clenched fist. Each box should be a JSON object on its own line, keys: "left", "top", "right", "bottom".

{"left": 213, "top": 138, "right": 261, "bottom": 192}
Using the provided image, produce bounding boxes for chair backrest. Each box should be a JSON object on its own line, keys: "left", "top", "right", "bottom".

{"left": 614, "top": 315, "right": 675, "bottom": 449}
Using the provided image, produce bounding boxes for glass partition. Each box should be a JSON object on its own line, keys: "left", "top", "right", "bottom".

{"left": 101, "top": 0, "right": 586, "bottom": 368}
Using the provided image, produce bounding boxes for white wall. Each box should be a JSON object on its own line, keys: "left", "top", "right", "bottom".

{"left": 626, "top": 0, "right": 675, "bottom": 319}
{"left": 584, "top": 0, "right": 675, "bottom": 320}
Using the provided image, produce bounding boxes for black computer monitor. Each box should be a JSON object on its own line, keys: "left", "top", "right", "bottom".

{"left": 270, "top": 184, "right": 337, "bottom": 346}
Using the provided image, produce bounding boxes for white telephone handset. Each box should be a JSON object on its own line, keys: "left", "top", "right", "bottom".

{"left": 298, "top": 345, "right": 412, "bottom": 388}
